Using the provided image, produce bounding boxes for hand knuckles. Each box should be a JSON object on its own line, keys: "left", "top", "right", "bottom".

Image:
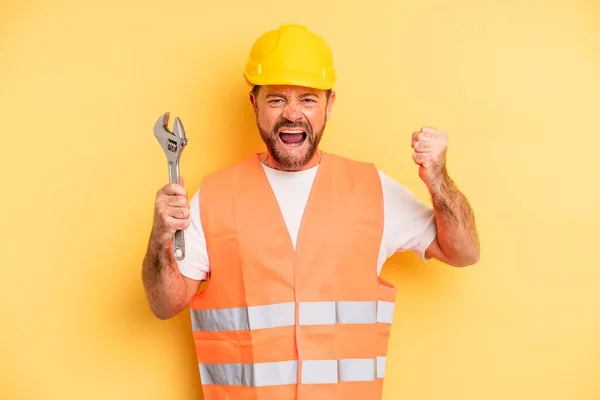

{"left": 159, "top": 215, "right": 170, "bottom": 226}
{"left": 157, "top": 195, "right": 168, "bottom": 205}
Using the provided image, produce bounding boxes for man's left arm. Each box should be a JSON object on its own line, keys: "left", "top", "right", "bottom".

{"left": 412, "top": 126, "right": 480, "bottom": 267}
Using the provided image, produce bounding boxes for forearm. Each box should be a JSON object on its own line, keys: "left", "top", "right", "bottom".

{"left": 429, "top": 167, "right": 480, "bottom": 266}
{"left": 142, "top": 239, "right": 191, "bottom": 320}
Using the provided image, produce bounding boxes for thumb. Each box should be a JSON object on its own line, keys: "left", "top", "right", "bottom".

{"left": 179, "top": 176, "right": 185, "bottom": 187}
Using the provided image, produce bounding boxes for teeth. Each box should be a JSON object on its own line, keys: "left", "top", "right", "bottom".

{"left": 281, "top": 130, "right": 303, "bottom": 134}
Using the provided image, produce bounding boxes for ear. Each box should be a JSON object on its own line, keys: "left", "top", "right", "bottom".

{"left": 249, "top": 91, "right": 258, "bottom": 113}
{"left": 325, "top": 91, "right": 336, "bottom": 121}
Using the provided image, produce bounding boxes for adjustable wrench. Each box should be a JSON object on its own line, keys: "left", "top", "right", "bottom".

{"left": 153, "top": 112, "right": 188, "bottom": 261}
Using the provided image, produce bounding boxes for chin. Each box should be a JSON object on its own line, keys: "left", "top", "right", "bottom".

{"left": 278, "top": 152, "right": 316, "bottom": 171}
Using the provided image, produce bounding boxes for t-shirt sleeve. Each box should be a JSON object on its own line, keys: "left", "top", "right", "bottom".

{"left": 379, "top": 170, "right": 438, "bottom": 262}
{"left": 175, "top": 188, "right": 210, "bottom": 280}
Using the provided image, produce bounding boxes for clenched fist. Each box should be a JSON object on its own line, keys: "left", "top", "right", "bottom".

{"left": 412, "top": 126, "right": 449, "bottom": 189}
{"left": 151, "top": 182, "right": 190, "bottom": 249}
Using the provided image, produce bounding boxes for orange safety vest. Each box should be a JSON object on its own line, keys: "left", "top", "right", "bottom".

{"left": 189, "top": 152, "right": 397, "bottom": 400}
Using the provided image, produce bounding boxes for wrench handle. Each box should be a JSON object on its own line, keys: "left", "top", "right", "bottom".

{"left": 168, "top": 161, "right": 186, "bottom": 261}
{"left": 168, "top": 160, "right": 180, "bottom": 186}
{"left": 173, "top": 229, "right": 185, "bottom": 261}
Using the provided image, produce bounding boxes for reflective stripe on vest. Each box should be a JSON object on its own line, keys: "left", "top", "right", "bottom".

{"left": 199, "top": 357, "right": 388, "bottom": 386}
{"left": 191, "top": 300, "right": 395, "bottom": 332}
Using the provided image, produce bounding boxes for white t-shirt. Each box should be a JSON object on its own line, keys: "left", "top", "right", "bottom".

{"left": 177, "top": 164, "right": 437, "bottom": 280}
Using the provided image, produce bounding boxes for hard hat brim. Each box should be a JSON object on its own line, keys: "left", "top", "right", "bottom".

{"left": 244, "top": 70, "right": 334, "bottom": 91}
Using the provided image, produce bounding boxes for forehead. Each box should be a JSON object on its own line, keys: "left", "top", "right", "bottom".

{"left": 259, "top": 85, "right": 324, "bottom": 97}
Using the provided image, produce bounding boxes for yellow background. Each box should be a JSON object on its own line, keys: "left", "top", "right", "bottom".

{"left": 1, "top": 0, "right": 599, "bottom": 398}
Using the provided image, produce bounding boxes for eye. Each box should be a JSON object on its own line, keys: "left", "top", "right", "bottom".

{"left": 302, "top": 98, "right": 317, "bottom": 103}
{"left": 268, "top": 99, "right": 284, "bottom": 104}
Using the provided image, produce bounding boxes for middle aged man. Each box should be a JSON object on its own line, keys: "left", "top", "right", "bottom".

{"left": 142, "top": 24, "right": 480, "bottom": 400}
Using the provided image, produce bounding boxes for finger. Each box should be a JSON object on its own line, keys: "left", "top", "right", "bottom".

{"left": 172, "top": 215, "right": 191, "bottom": 230}
{"left": 160, "top": 214, "right": 191, "bottom": 232}
{"left": 412, "top": 132, "right": 436, "bottom": 147}
{"left": 421, "top": 126, "right": 438, "bottom": 134}
{"left": 161, "top": 183, "right": 187, "bottom": 197}
{"left": 412, "top": 131, "right": 419, "bottom": 144}
{"left": 412, "top": 152, "right": 429, "bottom": 165}
{"left": 413, "top": 141, "right": 434, "bottom": 152}
{"left": 163, "top": 205, "right": 190, "bottom": 219}
{"left": 162, "top": 195, "right": 189, "bottom": 208}
{"left": 414, "top": 131, "right": 438, "bottom": 143}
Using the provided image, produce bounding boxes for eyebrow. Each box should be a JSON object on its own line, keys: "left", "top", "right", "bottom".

{"left": 265, "top": 92, "right": 319, "bottom": 99}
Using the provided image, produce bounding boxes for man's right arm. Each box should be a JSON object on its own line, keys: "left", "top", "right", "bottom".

{"left": 141, "top": 183, "right": 201, "bottom": 320}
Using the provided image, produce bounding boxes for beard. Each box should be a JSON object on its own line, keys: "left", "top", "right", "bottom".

{"left": 258, "top": 117, "right": 326, "bottom": 171}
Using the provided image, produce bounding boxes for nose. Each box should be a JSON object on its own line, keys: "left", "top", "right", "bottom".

{"left": 282, "top": 101, "right": 303, "bottom": 121}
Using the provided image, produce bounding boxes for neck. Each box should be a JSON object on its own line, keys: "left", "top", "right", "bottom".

{"left": 259, "top": 150, "right": 322, "bottom": 171}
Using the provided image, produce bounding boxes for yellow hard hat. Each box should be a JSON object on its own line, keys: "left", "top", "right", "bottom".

{"left": 244, "top": 24, "right": 336, "bottom": 90}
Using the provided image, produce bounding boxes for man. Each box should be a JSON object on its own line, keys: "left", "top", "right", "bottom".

{"left": 142, "top": 24, "right": 479, "bottom": 399}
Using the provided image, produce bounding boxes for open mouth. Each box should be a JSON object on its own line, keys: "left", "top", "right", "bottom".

{"left": 278, "top": 129, "right": 307, "bottom": 148}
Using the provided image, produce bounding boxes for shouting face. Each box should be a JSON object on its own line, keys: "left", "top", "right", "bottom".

{"left": 250, "top": 85, "right": 335, "bottom": 171}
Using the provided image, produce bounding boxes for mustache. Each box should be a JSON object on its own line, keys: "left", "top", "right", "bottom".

{"left": 272, "top": 119, "right": 312, "bottom": 135}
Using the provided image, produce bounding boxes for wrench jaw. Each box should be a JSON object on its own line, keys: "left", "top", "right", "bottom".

{"left": 153, "top": 112, "right": 187, "bottom": 164}
{"left": 173, "top": 117, "right": 187, "bottom": 143}
{"left": 153, "top": 112, "right": 171, "bottom": 150}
